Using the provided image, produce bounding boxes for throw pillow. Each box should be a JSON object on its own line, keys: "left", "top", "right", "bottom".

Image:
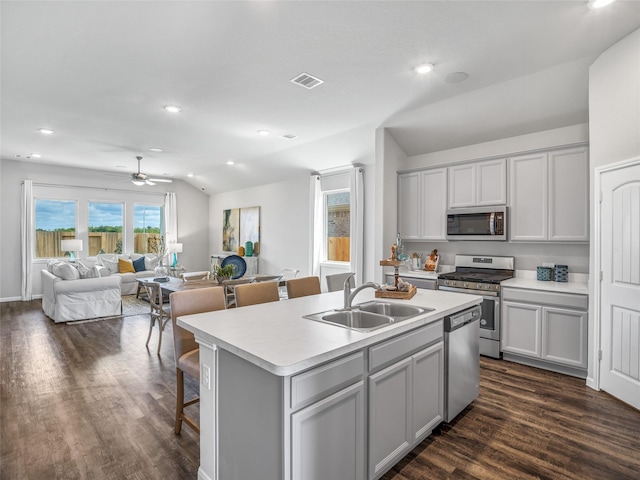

{"left": 132, "top": 256, "right": 146, "bottom": 272}
{"left": 118, "top": 258, "right": 136, "bottom": 274}
{"left": 47, "top": 259, "right": 63, "bottom": 273}
{"left": 100, "top": 257, "right": 119, "bottom": 274}
{"left": 95, "top": 265, "right": 110, "bottom": 277}
{"left": 52, "top": 262, "right": 80, "bottom": 280}
{"left": 144, "top": 254, "right": 159, "bottom": 270}
{"left": 76, "top": 260, "right": 92, "bottom": 278}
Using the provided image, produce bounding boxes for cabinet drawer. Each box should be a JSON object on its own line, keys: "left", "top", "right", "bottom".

{"left": 502, "top": 288, "right": 587, "bottom": 310}
{"left": 291, "top": 351, "right": 364, "bottom": 410}
{"left": 369, "top": 321, "right": 443, "bottom": 373}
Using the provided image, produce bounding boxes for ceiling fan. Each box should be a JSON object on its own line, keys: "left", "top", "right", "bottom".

{"left": 131, "top": 156, "right": 172, "bottom": 186}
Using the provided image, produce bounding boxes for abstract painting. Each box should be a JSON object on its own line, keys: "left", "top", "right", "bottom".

{"left": 222, "top": 208, "right": 239, "bottom": 252}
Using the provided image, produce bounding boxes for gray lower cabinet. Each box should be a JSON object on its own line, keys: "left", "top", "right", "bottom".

{"left": 501, "top": 287, "right": 588, "bottom": 378}
{"left": 368, "top": 327, "right": 444, "bottom": 480}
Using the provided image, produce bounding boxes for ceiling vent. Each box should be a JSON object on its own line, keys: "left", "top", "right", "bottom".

{"left": 281, "top": 133, "right": 297, "bottom": 139}
{"left": 290, "top": 73, "right": 323, "bottom": 89}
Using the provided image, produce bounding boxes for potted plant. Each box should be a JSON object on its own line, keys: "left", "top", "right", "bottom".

{"left": 213, "top": 264, "right": 235, "bottom": 283}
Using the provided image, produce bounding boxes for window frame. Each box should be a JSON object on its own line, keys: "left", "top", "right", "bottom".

{"left": 34, "top": 197, "right": 79, "bottom": 260}
{"left": 323, "top": 188, "right": 351, "bottom": 264}
{"left": 87, "top": 200, "right": 125, "bottom": 256}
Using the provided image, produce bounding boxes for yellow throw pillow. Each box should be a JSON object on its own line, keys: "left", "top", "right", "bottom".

{"left": 118, "top": 258, "right": 136, "bottom": 274}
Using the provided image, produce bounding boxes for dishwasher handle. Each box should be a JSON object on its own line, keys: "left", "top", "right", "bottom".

{"left": 444, "top": 305, "right": 481, "bottom": 332}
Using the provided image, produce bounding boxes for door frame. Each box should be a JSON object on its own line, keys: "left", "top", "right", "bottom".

{"left": 592, "top": 155, "right": 640, "bottom": 391}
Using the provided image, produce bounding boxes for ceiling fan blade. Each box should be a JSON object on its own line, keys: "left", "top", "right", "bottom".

{"left": 145, "top": 179, "right": 156, "bottom": 186}
{"left": 148, "top": 178, "right": 173, "bottom": 183}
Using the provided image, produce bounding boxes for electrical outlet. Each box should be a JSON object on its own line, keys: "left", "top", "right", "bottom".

{"left": 202, "top": 364, "right": 211, "bottom": 390}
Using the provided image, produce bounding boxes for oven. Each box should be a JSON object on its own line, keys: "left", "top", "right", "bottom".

{"left": 437, "top": 255, "right": 514, "bottom": 359}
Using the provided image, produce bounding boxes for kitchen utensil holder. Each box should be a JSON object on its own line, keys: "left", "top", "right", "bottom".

{"left": 536, "top": 266, "right": 552, "bottom": 281}
{"left": 554, "top": 265, "right": 569, "bottom": 282}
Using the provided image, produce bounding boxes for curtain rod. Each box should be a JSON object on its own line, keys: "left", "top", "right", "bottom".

{"left": 312, "top": 164, "right": 364, "bottom": 177}
{"left": 23, "top": 181, "right": 167, "bottom": 197}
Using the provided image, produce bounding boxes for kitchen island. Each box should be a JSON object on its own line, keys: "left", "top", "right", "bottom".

{"left": 178, "top": 288, "right": 482, "bottom": 480}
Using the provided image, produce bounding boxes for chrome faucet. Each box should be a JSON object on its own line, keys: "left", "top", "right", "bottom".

{"left": 343, "top": 273, "right": 382, "bottom": 309}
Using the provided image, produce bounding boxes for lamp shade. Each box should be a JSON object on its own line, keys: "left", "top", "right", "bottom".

{"left": 61, "top": 239, "right": 83, "bottom": 252}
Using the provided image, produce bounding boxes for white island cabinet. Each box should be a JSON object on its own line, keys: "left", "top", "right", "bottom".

{"left": 178, "top": 289, "right": 481, "bottom": 480}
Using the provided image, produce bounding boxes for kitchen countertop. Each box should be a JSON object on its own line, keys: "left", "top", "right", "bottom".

{"left": 178, "top": 288, "right": 481, "bottom": 377}
{"left": 502, "top": 273, "right": 589, "bottom": 295}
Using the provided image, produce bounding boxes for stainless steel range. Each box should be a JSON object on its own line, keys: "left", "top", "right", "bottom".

{"left": 437, "top": 255, "right": 515, "bottom": 358}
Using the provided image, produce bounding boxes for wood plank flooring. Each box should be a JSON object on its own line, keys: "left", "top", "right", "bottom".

{"left": 2, "top": 299, "right": 639, "bottom": 479}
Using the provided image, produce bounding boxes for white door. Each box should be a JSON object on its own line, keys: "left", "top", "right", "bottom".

{"left": 600, "top": 162, "right": 640, "bottom": 410}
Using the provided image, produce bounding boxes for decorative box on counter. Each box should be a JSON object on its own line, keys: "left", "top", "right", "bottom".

{"left": 536, "top": 266, "right": 552, "bottom": 281}
{"left": 554, "top": 265, "right": 569, "bottom": 282}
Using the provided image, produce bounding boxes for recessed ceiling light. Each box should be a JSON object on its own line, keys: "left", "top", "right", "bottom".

{"left": 163, "top": 105, "right": 181, "bottom": 113}
{"left": 587, "top": 0, "right": 615, "bottom": 8}
{"left": 445, "top": 72, "right": 469, "bottom": 84}
{"left": 414, "top": 63, "right": 434, "bottom": 74}
{"left": 281, "top": 133, "right": 297, "bottom": 139}
{"left": 38, "top": 128, "right": 54, "bottom": 135}
{"left": 149, "top": 147, "right": 163, "bottom": 152}
{"left": 187, "top": 173, "right": 194, "bottom": 177}
{"left": 226, "top": 160, "right": 235, "bottom": 165}
{"left": 257, "top": 130, "right": 270, "bottom": 136}
{"left": 30, "top": 153, "right": 42, "bottom": 158}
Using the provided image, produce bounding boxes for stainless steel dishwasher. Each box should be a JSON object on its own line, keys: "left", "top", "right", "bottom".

{"left": 444, "top": 305, "right": 481, "bottom": 422}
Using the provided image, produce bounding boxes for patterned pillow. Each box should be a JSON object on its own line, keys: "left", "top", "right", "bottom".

{"left": 144, "top": 254, "right": 159, "bottom": 270}
{"left": 118, "top": 258, "right": 136, "bottom": 274}
{"left": 52, "top": 262, "right": 80, "bottom": 280}
{"left": 95, "top": 265, "right": 111, "bottom": 277}
{"left": 100, "top": 257, "right": 119, "bottom": 274}
{"left": 47, "top": 259, "right": 63, "bottom": 273}
{"left": 132, "top": 256, "right": 146, "bottom": 272}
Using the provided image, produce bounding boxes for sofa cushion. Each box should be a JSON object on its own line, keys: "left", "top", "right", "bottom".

{"left": 132, "top": 256, "right": 146, "bottom": 272}
{"left": 118, "top": 258, "right": 136, "bottom": 274}
{"left": 77, "top": 260, "right": 100, "bottom": 279}
{"left": 52, "top": 262, "right": 81, "bottom": 280}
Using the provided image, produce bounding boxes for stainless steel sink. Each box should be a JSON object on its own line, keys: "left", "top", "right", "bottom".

{"left": 303, "top": 301, "right": 433, "bottom": 332}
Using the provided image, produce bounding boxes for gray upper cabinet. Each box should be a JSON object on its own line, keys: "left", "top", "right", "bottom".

{"left": 509, "top": 146, "right": 588, "bottom": 242}
{"left": 448, "top": 158, "right": 507, "bottom": 208}
{"left": 398, "top": 168, "right": 447, "bottom": 241}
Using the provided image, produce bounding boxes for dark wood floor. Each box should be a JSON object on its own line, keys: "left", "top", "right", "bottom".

{"left": 1, "top": 300, "right": 639, "bottom": 480}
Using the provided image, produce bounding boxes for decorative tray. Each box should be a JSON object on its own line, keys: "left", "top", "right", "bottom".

{"left": 375, "top": 285, "right": 416, "bottom": 300}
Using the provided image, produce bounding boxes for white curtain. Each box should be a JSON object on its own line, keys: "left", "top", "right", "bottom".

{"left": 350, "top": 167, "right": 364, "bottom": 286}
{"left": 21, "top": 180, "right": 34, "bottom": 301}
{"left": 309, "top": 175, "right": 323, "bottom": 277}
{"left": 164, "top": 192, "right": 178, "bottom": 244}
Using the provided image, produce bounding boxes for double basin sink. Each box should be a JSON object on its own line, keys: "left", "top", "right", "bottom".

{"left": 303, "top": 301, "right": 433, "bottom": 332}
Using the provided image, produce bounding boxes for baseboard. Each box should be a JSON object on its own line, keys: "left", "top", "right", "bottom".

{"left": 1, "top": 294, "right": 43, "bottom": 303}
{"left": 586, "top": 376, "right": 598, "bottom": 390}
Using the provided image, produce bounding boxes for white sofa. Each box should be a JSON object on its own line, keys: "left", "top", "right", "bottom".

{"left": 95, "top": 253, "right": 158, "bottom": 295}
{"left": 41, "top": 269, "right": 122, "bottom": 323}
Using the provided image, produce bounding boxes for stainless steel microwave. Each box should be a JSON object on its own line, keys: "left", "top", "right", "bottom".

{"left": 446, "top": 207, "right": 507, "bottom": 241}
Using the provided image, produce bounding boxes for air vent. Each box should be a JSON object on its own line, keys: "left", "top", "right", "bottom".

{"left": 281, "top": 133, "right": 297, "bottom": 139}
{"left": 290, "top": 73, "right": 323, "bottom": 89}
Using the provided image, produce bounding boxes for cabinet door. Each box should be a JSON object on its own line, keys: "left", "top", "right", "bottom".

{"left": 419, "top": 168, "right": 447, "bottom": 240}
{"left": 501, "top": 301, "right": 542, "bottom": 357}
{"left": 398, "top": 173, "right": 420, "bottom": 239}
{"left": 509, "top": 153, "right": 548, "bottom": 241}
{"left": 476, "top": 158, "right": 507, "bottom": 206}
{"left": 548, "top": 147, "right": 589, "bottom": 242}
{"left": 448, "top": 163, "right": 476, "bottom": 208}
{"left": 291, "top": 381, "right": 365, "bottom": 480}
{"left": 369, "top": 357, "right": 412, "bottom": 480}
{"left": 542, "top": 307, "right": 588, "bottom": 369}
{"left": 412, "top": 342, "right": 444, "bottom": 441}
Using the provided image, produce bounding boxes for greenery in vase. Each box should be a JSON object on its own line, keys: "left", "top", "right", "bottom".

{"left": 148, "top": 235, "right": 167, "bottom": 263}
{"left": 213, "top": 264, "right": 235, "bottom": 280}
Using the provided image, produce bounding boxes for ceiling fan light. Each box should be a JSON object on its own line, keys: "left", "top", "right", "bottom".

{"left": 587, "top": 0, "right": 615, "bottom": 8}
{"left": 132, "top": 179, "right": 146, "bottom": 186}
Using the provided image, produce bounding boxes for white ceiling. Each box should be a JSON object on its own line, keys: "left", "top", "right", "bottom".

{"left": 2, "top": 1, "right": 639, "bottom": 194}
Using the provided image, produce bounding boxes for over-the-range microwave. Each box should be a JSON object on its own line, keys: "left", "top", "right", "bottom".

{"left": 446, "top": 206, "right": 507, "bottom": 241}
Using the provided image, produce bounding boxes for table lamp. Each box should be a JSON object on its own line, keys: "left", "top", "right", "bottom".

{"left": 169, "top": 243, "right": 183, "bottom": 268}
{"left": 61, "top": 239, "right": 83, "bottom": 262}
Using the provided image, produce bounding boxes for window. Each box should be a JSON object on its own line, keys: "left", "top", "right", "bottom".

{"left": 88, "top": 202, "right": 123, "bottom": 255}
{"left": 134, "top": 204, "right": 163, "bottom": 254}
{"left": 325, "top": 190, "right": 350, "bottom": 262}
{"left": 35, "top": 199, "right": 77, "bottom": 258}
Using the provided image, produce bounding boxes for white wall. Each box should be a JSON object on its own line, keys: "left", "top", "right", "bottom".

{"left": 587, "top": 28, "right": 640, "bottom": 385}
{"left": 0, "top": 159, "right": 210, "bottom": 300}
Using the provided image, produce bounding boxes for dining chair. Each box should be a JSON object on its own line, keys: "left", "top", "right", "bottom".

{"left": 169, "top": 286, "right": 226, "bottom": 434}
{"left": 234, "top": 281, "right": 280, "bottom": 307}
{"left": 141, "top": 281, "right": 172, "bottom": 355}
{"left": 222, "top": 277, "right": 254, "bottom": 308}
{"left": 326, "top": 272, "right": 356, "bottom": 292}
{"left": 181, "top": 271, "right": 210, "bottom": 282}
{"left": 286, "top": 276, "right": 321, "bottom": 299}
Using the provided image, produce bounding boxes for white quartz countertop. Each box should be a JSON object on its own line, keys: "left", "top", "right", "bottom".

{"left": 178, "top": 289, "right": 481, "bottom": 377}
{"left": 501, "top": 277, "right": 589, "bottom": 295}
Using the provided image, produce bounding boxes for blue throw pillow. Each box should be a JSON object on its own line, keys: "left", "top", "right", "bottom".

{"left": 132, "top": 256, "right": 146, "bottom": 272}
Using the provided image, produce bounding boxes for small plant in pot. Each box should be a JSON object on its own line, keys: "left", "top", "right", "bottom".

{"left": 213, "top": 264, "right": 235, "bottom": 283}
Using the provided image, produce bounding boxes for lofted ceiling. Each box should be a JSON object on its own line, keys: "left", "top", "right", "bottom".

{"left": 1, "top": 1, "right": 639, "bottom": 194}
